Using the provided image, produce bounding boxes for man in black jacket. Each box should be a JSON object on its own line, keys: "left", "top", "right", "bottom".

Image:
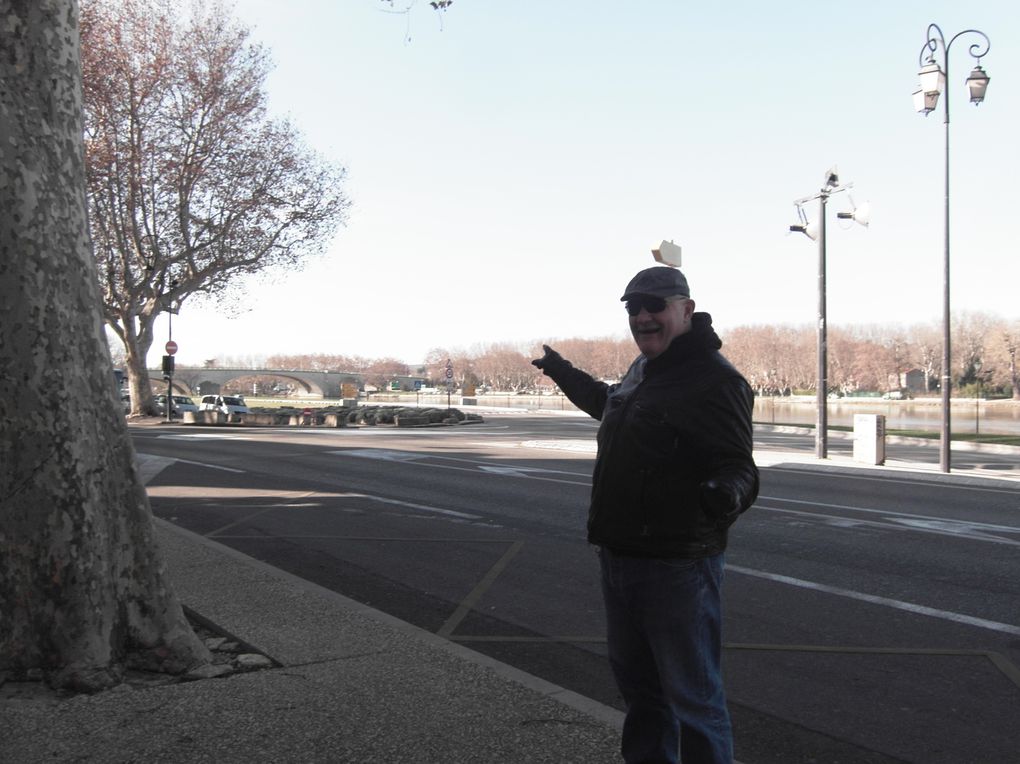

{"left": 533, "top": 266, "right": 758, "bottom": 764}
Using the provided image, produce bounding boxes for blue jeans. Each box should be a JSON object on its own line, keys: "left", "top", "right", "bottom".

{"left": 599, "top": 548, "right": 732, "bottom": 764}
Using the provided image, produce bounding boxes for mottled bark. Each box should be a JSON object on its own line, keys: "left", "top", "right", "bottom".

{"left": 0, "top": 0, "right": 210, "bottom": 691}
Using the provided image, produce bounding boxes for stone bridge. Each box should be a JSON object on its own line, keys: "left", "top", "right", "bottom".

{"left": 147, "top": 367, "right": 427, "bottom": 398}
{"left": 148, "top": 368, "right": 360, "bottom": 398}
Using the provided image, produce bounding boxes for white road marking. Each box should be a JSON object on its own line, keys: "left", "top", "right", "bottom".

{"left": 755, "top": 497, "right": 1020, "bottom": 547}
{"left": 729, "top": 565, "right": 1020, "bottom": 637}
{"left": 518, "top": 439, "right": 597, "bottom": 454}
{"left": 158, "top": 433, "right": 253, "bottom": 440}
{"left": 334, "top": 449, "right": 590, "bottom": 485}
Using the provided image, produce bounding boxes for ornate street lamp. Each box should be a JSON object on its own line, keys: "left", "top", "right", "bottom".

{"left": 914, "top": 23, "right": 991, "bottom": 473}
{"left": 790, "top": 168, "right": 869, "bottom": 460}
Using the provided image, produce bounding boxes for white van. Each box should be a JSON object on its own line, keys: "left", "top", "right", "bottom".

{"left": 199, "top": 395, "right": 250, "bottom": 416}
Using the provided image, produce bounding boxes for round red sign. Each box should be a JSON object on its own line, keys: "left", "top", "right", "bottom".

{"left": 165, "top": 340, "right": 178, "bottom": 355}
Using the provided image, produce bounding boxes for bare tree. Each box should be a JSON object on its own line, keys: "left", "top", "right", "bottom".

{"left": 954, "top": 312, "right": 992, "bottom": 388}
{"left": 472, "top": 343, "right": 535, "bottom": 392}
{"left": 828, "top": 329, "right": 864, "bottom": 394}
{"left": 81, "top": 0, "right": 349, "bottom": 415}
{"left": 423, "top": 347, "right": 473, "bottom": 389}
{"left": 909, "top": 323, "right": 941, "bottom": 393}
{"left": 849, "top": 326, "right": 903, "bottom": 393}
{"left": 378, "top": 0, "right": 454, "bottom": 43}
{"left": 1003, "top": 325, "right": 1020, "bottom": 400}
{"left": 543, "top": 337, "right": 634, "bottom": 383}
{"left": 1, "top": 0, "right": 211, "bottom": 691}
{"left": 725, "top": 325, "right": 814, "bottom": 395}
{"left": 363, "top": 357, "right": 412, "bottom": 389}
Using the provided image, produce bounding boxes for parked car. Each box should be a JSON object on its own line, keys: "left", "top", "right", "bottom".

{"left": 154, "top": 394, "right": 200, "bottom": 418}
{"left": 199, "top": 394, "right": 250, "bottom": 416}
{"left": 882, "top": 390, "right": 910, "bottom": 400}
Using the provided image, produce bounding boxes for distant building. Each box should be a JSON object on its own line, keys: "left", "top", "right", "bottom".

{"left": 889, "top": 369, "right": 926, "bottom": 394}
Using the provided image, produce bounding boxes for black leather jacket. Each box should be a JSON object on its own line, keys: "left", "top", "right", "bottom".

{"left": 539, "top": 313, "right": 759, "bottom": 558}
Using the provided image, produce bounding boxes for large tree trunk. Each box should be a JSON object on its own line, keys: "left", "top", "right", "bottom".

{"left": 0, "top": 0, "right": 210, "bottom": 691}
{"left": 122, "top": 319, "right": 158, "bottom": 417}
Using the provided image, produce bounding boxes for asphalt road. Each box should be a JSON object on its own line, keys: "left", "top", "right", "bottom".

{"left": 133, "top": 414, "right": 1020, "bottom": 764}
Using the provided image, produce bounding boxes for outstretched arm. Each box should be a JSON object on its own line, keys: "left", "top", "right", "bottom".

{"left": 532, "top": 345, "right": 609, "bottom": 420}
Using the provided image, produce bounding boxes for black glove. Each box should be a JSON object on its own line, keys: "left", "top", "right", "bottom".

{"left": 532, "top": 344, "right": 565, "bottom": 372}
{"left": 700, "top": 479, "right": 742, "bottom": 527}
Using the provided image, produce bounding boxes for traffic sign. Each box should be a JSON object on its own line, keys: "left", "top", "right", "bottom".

{"left": 165, "top": 340, "right": 178, "bottom": 355}
{"left": 652, "top": 239, "right": 682, "bottom": 267}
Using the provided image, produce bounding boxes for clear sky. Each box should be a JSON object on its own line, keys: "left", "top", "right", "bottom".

{"left": 150, "top": 0, "right": 1020, "bottom": 369}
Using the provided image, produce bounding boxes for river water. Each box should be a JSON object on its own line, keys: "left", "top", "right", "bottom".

{"left": 752, "top": 397, "right": 1020, "bottom": 437}
{"left": 448, "top": 394, "right": 1020, "bottom": 437}
{"left": 371, "top": 391, "right": 1020, "bottom": 437}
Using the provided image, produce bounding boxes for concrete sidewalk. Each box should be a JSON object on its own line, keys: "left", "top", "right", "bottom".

{"left": 1, "top": 516, "right": 625, "bottom": 763}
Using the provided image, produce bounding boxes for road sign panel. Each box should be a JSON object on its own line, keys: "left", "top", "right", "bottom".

{"left": 652, "top": 239, "right": 682, "bottom": 267}
{"left": 165, "top": 340, "right": 178, "bottom": 355}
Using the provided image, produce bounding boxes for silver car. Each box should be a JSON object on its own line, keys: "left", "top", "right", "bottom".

{"left": 155, "top": 394, "right": 200, "bottom": 418}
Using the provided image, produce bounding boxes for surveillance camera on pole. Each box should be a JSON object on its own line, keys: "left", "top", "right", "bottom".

{"left": 651, "top": 240, "right": 682, "bottom": 268}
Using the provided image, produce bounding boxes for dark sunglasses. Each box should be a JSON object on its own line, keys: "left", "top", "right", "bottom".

{"left": 624, "top": 295, "right": 675, "bottom": 316}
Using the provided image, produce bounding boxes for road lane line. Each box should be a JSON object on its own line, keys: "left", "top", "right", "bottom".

{"left": 728, "top": 565, "right": 1020, "bottom": 637}
{"left": 757, "top": 494, "right": 1020, "bottom": 532}
{"left": 135, "top": 453, "right": 245, "bottom": 481}
{"left": 438, "top": 540, "right": 525, "bottom": 639}
{"left": 753, "top": 503, "right": 1020, "bottom": 547}
{"left": 333, "top": 449, "right": 591, "bottom": 486}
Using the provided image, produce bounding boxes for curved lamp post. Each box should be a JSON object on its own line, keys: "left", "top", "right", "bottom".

{"left": 790, "top": 168, "right": 869, "bottom": 459}
{"left": 913, "top": 23, "right": 991, "bottom": 473}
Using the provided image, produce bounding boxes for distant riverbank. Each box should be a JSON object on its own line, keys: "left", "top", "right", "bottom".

{"left": 243, "top": 392, "right": 1020, "bottom": 439}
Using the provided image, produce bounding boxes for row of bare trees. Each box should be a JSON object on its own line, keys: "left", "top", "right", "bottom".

{"left": 725, "top": 317, "right": 1018, "bottom": 398}
{"left": 214, "top": 314, "right": 1018, "bottom": 400}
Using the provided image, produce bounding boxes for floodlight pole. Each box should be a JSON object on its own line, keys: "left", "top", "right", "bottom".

{"left": 816, "top": 193, "right": 828, "bottom": 460}
{"left": 791, "top": 177, "right": 852, "bottom": 460}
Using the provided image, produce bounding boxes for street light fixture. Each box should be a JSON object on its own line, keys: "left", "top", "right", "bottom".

{"left": 914, "top": 23, "right": 991, "bottom": 473}
{"left": 790, "top": 167, "right": 868, "bottom": 460}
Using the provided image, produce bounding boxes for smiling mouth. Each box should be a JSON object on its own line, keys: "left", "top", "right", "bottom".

{"left": 634, "top": 324, "right": 662, "bottom": 336}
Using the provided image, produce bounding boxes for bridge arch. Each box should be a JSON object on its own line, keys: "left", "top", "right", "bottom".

{"left": 145, "top": 367, "right": 361, "bottom": 399}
